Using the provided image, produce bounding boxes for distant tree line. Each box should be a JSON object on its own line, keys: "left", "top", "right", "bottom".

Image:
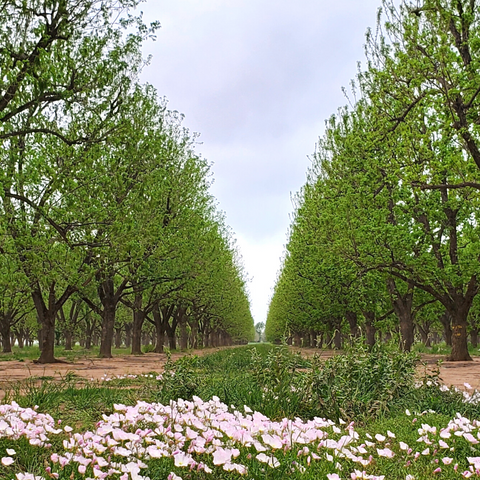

{"left": 266, "top": 0, "right": 480, "bottom": 361}
{"left": 0, "top": 0, "right": 255, "bottom": 362}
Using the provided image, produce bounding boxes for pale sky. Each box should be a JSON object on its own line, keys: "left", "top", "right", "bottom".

{"left": 139, "top": 0, "right": 382, "bottom": 324}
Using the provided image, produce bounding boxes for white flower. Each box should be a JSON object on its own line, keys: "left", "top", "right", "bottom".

{"left": 174, "top": 452, "right": 192, "bottom": 467}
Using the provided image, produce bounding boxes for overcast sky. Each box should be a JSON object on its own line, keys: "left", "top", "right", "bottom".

{"left": 138, "top": 0, "right": 382, "bottom": 325}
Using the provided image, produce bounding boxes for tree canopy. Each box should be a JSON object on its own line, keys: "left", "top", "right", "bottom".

{"left": 0, "top": 0, "right": 254, "bottom": 361}
{"left": 266, "top": 0, "right": 480, "bottom": 361}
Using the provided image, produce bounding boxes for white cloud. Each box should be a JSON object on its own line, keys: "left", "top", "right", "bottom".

{"left": 139, "top": 0, "right": 381, "bottom": 320}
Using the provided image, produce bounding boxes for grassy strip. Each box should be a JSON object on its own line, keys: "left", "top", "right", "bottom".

{"left": 1, "top": 343, "right": 480, "bottom": 479}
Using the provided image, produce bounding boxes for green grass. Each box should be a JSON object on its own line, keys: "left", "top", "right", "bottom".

{"left": 412, "top": 341, "right": 480, "bottom": 356}
{"left": 3, "top": 343, "right": 480, "bottom": 479}
{"left": 0, "top": 344, "right": 134, "bottom": 362}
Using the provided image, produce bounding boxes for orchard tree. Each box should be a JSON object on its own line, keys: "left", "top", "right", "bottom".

{"left": 0, "top": 0, "right": 159, "bottom": 363}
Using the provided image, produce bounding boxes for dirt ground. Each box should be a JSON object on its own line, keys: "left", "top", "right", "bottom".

{"left": 0, "top": 347, "right": 479, "bottom": 401}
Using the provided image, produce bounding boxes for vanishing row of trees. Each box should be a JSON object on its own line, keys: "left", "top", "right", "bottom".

{"left": 266, "top": 0, "right": 480, "bottom": 361}
{"left": 0, "top": 0, "right": 254, "bottom": 363}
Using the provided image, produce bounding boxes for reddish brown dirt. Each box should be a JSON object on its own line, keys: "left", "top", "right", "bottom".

{"left": 0, "top": 347, "right": 478, "bottom": 401}
{"left": 0, "top": 347, "right": 233, "bottom": 400}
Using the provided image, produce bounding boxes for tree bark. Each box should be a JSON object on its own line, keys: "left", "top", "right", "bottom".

{"left": 418, "top": 322, "right": 431, "bottom": 347}
{"left": 333, "top": 329, "right": 342, "bottom": 350}
{"left": 64, "top": 330, "right": 73, "bottom": 350}
{"left": 471, "top": 328, "right": 479, "bottom": 349}
{"left": 346, "top": 311, "right": 359, "bottom": 339}
{"left": 440, "top": 312, "right": 453, "bottom": 346}
{"left": 151, "top": 303, "right": 173, "bottom": 354}
{"left": 98, "top": 278, "right": 116, "bottom": 358}
{"left": 165, "top": 307, "right": 179, "bottom": 350}
{"left": 363, "top": 311, "right": 376, "bottom": 347}
{"left": 33, "top": 282, "right": 75, "bottom": 363}
{"left": 448, "top": 303, "right": 473, "bottom": 361}
{"left": 387, "top": 279, "right": 415, "bottom": 352}
{"left": 37, "top": 310, "right": 57, "bottom": 363}
{"left": 189, "top": 318, "right": 198, "bottom": 349}
{"left": 124, "top": 323, "right": 132, "bottom": 348}
{"left": 83, "top": 312, "right": 95, "bottom": 350}
{"left": 131, "top": 291, "right": 145, "bottom": 355}
{"left": 114, "top": 327, "right": 122, "bottom": 349}
{"left": 178, "top": 307, "right": 188, "bottom": 350}
{"left": 0, "top": 312, "right": 12, "bottom": 353}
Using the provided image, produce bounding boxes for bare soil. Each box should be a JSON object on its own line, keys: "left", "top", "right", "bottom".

{"left": 0, "top": 346, "right": 478, "bottom": 401}
{"left": 0, "top": 347, "right": 233, "bottom": 400}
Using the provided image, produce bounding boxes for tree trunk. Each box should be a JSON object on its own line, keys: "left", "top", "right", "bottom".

{"left": 85, "top": 332, "right": 92, "bottom": 350}
{"left": 84, "top": 313, "right": 95, "bottom": 350}
{"left": 0, "top": 313, "right": 12, "bottom": 353}
{"left": 471, "top": 328, "right": 479, "bottom": 349}
{"left": 387, "top": 279, "right": 415, "bottom": 352}
{"left": 155, "top": 327, "right": 165, "bottom": 352}
{"left": 37, "top": 310, "right": 57, "bottom": 363}
{"left": 178, "top": 308, "right": 188, "bottom": 350}
{"left": 189, "top": 319, "right": 198, "bottom": 349}
{"left": 64, "top": 330, "right": 73, "bottom": 351}
{"left": 98, "top": 278, "right": 116, "bottom": 358}
{"left": 115, "top": 328, "right": 122, "bottom": 349}
{"left": 131, "top": 291, "right": 145, "bottom": 355}
{"left": 124, "top": 323, "right": 132, "bottom": 348}
{"left": 33, "top": 283, "right": 75, "bottom": 363}
{"left": 440, "top": 312, "right": 453, "bottom": 346}
{"left": 418, "top": 322, "right": 431, "bottom": 347}
{"left": 37, "top": 323, "right": 43, "bottom": 351}
{"left": 448, "top": 306, "right": 473, "bottom": 361}
{"left": 211, "top": 330, "right": 219, "bottom": 347}
{"left": 363, "top": 311, "right": 376, "bottom": 347}
{"left": 345, "top": 311, "right": 359, "bottom": 339}
{"left": 165, "top": 308, "right": 179, "bottom": 350}
{"left": 151, "top": 303, "right": 171, "bottom": 354}
{"left": 333, "top": 329, "right": 342, "bottom": 350}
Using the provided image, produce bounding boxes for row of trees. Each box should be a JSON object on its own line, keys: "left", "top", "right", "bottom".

{"left": 266, "top": 0, "right": 480, "bottom": 361}
{"left": 0, "top": 0, "right": 254, "bottom": 363}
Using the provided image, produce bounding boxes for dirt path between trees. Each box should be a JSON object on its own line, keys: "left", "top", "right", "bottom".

{"left": 0, "top": 347, "right": 478, "bottom": 401}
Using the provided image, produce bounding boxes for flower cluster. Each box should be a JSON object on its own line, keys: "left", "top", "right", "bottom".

{"left": 1, "top": 397, "right": 480, "bottom": 480}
